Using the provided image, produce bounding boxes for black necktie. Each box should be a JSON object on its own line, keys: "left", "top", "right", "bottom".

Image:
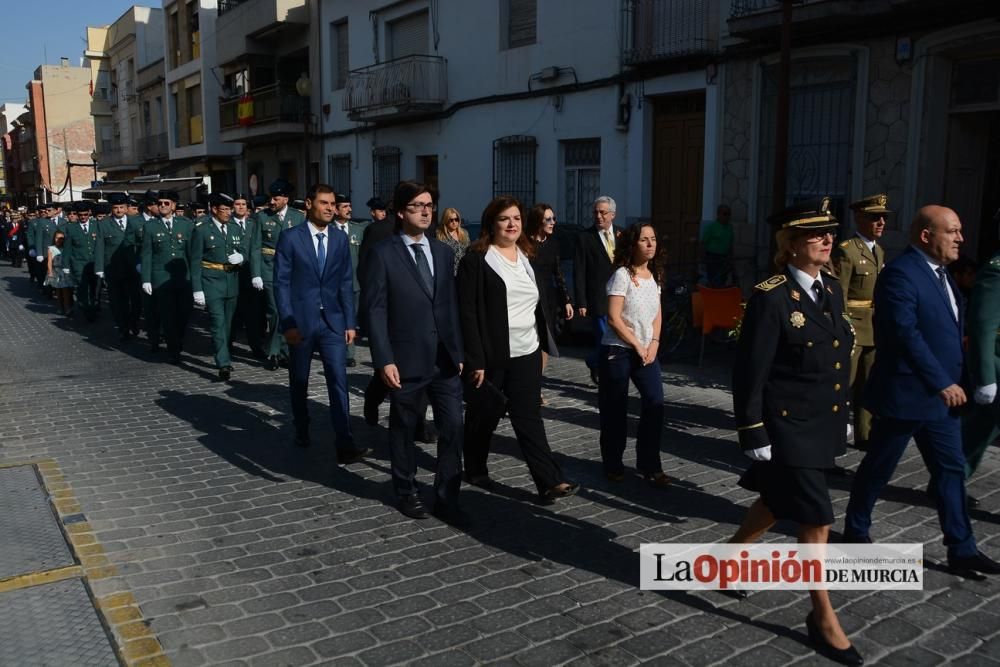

{"left": 812, "top": 279, "right": 830, "bottom": 319}
{"left": 411, "top": 243, "right": 434, "bottom": 295}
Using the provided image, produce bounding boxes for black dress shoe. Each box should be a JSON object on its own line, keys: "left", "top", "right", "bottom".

{"left": 346, "top": 358, "right": 356, "bottom": 368}
{"left": 589, "top": 367, "right": 600, "bottom": 386}
{"left": 968, "top": 494, "right": 980, "bottom": 508}
{"left": 414, "top": 423, "right": 438, "bottom": 444}
{"left": 854, "top": 440, "right": 869, "bottom": 452}
{"left": 218, "top": 367, "right": 232, "bottom": 381}
{"left": 841, "top": 533, "right": 872, "bottom": 544}
{"left": 277, "top": 355, "right": 289, "bottom": 369}
{"left": 806, "top": 612, "right": 863, "bottom": 666}
{"left": 294, "top": 431, "right": 311, "bottom": 448}
{"left": 464, "top": 473, "right": 495, "bottom": 491}
{"left": 948, "top": 550, "right": 1000, "bottom": 576}
{"left": 265, "top": 356, "right": 279, "bottom": 371}
{"left": 542, "top": 482, "right": 580, "bottom": 501}
{"left": 398, "top": 494, "right": 430, "bottom": 520}
{"left": 168, "top": 353, "right": 182, "bottom": 365}
{"left": 337, "top": 447, "right": 370, "bottom": 464}
{"left": 432, "top": 503, "right": 471, "bottom": 528}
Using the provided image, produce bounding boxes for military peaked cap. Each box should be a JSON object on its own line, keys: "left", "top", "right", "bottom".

{"left": 849, "top": 193, "right": 892, "bottom": 215}
{"left": 209, "top": 192, "right": 235, "bottom": 208}
{"left": 335, "top": 193, "right": 351, "bottom": 205}
{"left": 108, "top": 193, "right": 128, "bottom": 205}
{"left": 159, "top": 190, "right": 180, "bottom": 203}
{"left": 366, "top": 197, "right": 386, "bottom": 210}
{"left": 768, "top": 197, "right": 839, "bottom": 231}
{"left": 268, "top": 179, "right": 294, "bottom": 197}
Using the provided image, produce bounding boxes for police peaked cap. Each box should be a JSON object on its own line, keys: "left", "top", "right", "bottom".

{"left": 209, "top": 192, "right": 235, "bottom": 208}
{"left": 335, "top": 193, "right": 351, "bottom": 205}
{"left": 95, "top": 202, "right": 112, "bottom": 215}
{"left": 290, "top": 199, "right": 306, "bottom": 211}
{"left": 849, "top": 193, "right": 892, "bottom": 216}
{"left": 768, "top": 197, "right": 839, "bottom": 231}
{"left": 366, "top": 197, "right": 386, "bottom": 210}
{"left": 231, "top": 193, "right": 249, "bottom": 203}
{"left": 251, "top": 194, "right": 270, "bottom": 208}
{"left": 107, "top": 193, "right": 128, "bottom": 205}
{"left": 143, "top": 189, "right": 159, "bottom": 204}
{"left": 268, "top": 179, "right": 294, "bottom": 197}
{"left": 75, "top": 200, "right": 94, "bottom": 213}
{"left": 159, "top": 190, "right": 180, "bottom": 203}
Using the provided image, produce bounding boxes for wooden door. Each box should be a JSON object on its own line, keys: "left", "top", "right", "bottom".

{"left": 652, "top": 93, "right": 705, "bottom": 274}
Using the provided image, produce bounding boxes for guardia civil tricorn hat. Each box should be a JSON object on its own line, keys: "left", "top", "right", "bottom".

{"left": 768, "top": 197, "right": 839, "bottom": 231}
{"left": 849, "top": 193, "right": 892, "bottom": 215}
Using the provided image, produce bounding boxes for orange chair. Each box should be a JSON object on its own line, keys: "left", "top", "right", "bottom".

{"left": 690, "top": 291, "right": 704, "bottom": 329}
{"left": 697, "top": 286, "right": 743, "bottom": 365}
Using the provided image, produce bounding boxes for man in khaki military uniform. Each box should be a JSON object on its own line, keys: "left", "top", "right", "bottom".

{"left": 830, "top": 194, "right": 889, "bottom": 451}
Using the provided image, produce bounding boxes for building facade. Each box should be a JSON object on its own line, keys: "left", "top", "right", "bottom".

{"left": 87, "top": 6, "right": 167, "bottom": 180}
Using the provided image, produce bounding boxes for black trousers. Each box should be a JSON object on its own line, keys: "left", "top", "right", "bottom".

{"left": 365, "top": 373, "right": 431, "bottom": 434}
{"left": 107, "top": 273, "right": 141, "bottom": 334}
{"left": 464, "top": 348, "right": 562, "bottom": 494}
{"left": 388, "top": 345, "right": 463, "bottom": 507}
{"left": 231, "top": 269, "right": 265, "bottom": 353}
{"left": 151, "top": 285, "right": 193, "bottom": 356}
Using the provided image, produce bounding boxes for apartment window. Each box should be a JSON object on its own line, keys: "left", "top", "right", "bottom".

{"left": 189, "top": 2, "right": 200, "bottom": 61}
{"left": 493, "top": 135, "right": 536, "bottom": 207}
{"left": 372, "top": 146, "right": 401, "bottom": 206}
{"left": 187, "top": 84, "right": 203, "bottom": 144}
{"left": 329, "top": 154, "right": 351, "bottom": 197}
{"left": 171, "top": 91, "right": 179, "bottom": 147}
{"left": 168, "top": 10, "right": 180, "bottom": 68}
{"left": 562, "top": 139, "right": 601, "bottom": 228}
{"left": 388, "top": 11, "right": 428, "bottom": 59}
{"left": 502, "top": 0, "right": 536, "bottom": 50}
{"left": 331, "top": 20, "right": 348, "bottom": 90}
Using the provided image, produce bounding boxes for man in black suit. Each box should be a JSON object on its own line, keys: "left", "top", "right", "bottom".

{"left": 364, "top": 181, "right": 465, "bottom": 522}
{"left": 574, "top": 195, "right": 623, "bottom": 385}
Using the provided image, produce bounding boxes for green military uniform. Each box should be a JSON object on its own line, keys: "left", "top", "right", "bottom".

{"left": 95, "top": 203, "right": 144, "bottom": 338}
{"left": 254, "top": 205, "right": 305, "bottom": 359}
{"left": 230, "top": 211, "right": 266, "bottom": 355}
{"left": 962, "top": 252, "right": 1000, "bottom": 477}
{"left": 33, "top": 214, "right": 66, "bottom": 286}
{"left": 332, "top": 217, "right": 369, "bottom": 362}
{"left": 141, "top": 209, "right": 195, "bottom": 362}
{"left": 830, "top": 194, "right": 889, "bottom": 449}
{"left": 190, "top": 209, "right": 247, "bottom": 372}
{"left": 63, "top": 214, "right": 101, "bottom": 319}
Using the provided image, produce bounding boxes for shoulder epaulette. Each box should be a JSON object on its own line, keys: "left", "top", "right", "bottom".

{"left": 754, "top": 275, "right": 786, "bottom": 292}
{"left": 839, "top": 240, "right": 850, "bottom": 248}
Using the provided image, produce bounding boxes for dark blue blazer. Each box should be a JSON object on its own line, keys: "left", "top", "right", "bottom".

{"left": 363, "top": 234, "right": 463, "bottom": 381}
{"left": 865, "top": 246, "right": 964, "bottom": 421}
{"left": 274, "top": 222, "right": 356, "bottom": 338}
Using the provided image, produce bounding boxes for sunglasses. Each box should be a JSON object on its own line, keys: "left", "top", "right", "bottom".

{"left": 157, "top": 200, "right": 174, "bottom": 205}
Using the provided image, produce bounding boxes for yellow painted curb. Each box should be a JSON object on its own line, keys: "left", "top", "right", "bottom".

{"left": 0, "top": 565, "right": 84, "bottom": 593}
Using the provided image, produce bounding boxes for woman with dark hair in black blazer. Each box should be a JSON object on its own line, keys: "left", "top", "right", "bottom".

{"left": 526, "top": 203, "right": 574, "bottom": 405}
{"left": 457, "top": 196, "right": 580, "bottom": 502}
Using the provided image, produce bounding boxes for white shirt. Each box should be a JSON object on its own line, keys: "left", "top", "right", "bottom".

{"left": 487, "top": 246, "right": 540, "bottom": 358}
{"left": 335, "top": 221, "right": 349, "bottom": 235}
{"left": 307, "top": 222, "right": 331, "bottom": 260}
{"left": 788, "top": 265, "right": 825, "bottom": 304}
{"left": 400, "top": 232, "right": 434, "bottom": 277}
{"left": 856, "top": 232, "right": 876, "bottom": 254}
{"left": 232, "top": 217, "right": 246, "bottom": 233}
{"left": 914, "top": 246, "right": 959, "bottom": 320}
{"left": 602, "top": 267, "right": 661, "bottom": 348}
{"left": 276, "top": 206, "right": 288, "bottom": 222}
{"left": 213, "top": 218, "right": 227, "bottom": 237}
{"left": 114, "top": 217, "right": 127, "bottom": 230}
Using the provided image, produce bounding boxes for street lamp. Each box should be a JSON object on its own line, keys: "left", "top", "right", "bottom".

{"left": 89, "top": 150, "right": 98, "bottom": 184}
{"left": 296, "top": 72, "right": 312, "bottom": 186}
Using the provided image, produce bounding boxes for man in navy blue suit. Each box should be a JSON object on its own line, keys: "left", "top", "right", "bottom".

{"left": 364, "top": 180, "right": 465, "bottom": 522}
{"left": 844, "top": 205, "right": 1000, "bottom": 577}
{"left": 274, "top": 183, "right": 369, "bottom": 463}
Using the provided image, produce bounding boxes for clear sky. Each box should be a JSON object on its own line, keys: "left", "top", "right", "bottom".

{"left": 0, "top": 0, "right": 144, "bottom": 104}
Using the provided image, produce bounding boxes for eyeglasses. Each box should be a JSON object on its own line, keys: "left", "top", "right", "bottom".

{"left": 406, "top": 202, "right": 435, "bottom": 212}
{"left": 805, "top": 231, "right": 835, "bottom": 242}
{"left": 448, "top": 216, "right": 462, "bottom": 223}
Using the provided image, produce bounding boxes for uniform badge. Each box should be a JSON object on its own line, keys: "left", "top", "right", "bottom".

{"left": 790, "top": 311, "right": 806, "bottom": 328}
{"left": 790, "top": 290, "right": 800, "bottom": 302}
{"left": 177, "top": 233, "right": 183, "bottom": 239}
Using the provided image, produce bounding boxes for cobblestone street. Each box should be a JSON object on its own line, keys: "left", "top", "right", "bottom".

{"left": 2, "top": 263, "right": 999, "bottom": 666}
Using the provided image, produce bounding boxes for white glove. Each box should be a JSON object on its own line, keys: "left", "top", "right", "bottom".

{"left": 135, "top": 263, "right": 141, "bottom": 274}
{"left": 36, "top": 255, "right": 44, "bottom": 263}
{"left": 96, "top": 271, "right": 104, "bottom": 279}
{"left": 193, "top": 291, "right": 206, "bottom": 306}
{"left": 745, "top": 446, "right": 772, "bottom": 462}
{"left": 142, "top": 282, "right": 152, "bottom": 295}
{"left": 227, "top": 252, "right": 244, "bottom": 265}
{"left": 28, "top": 248, "right": 36, "bottom": 258}
{"left": 251, "top": 276, "right": 263, "bottom": 291}
{"left": 974, "top": 384, "right": 997, "bottom": 406}
{"left": 846, "top": 423, "right": 853, "bottom": 441}
{"left": 18, "top": 244, "right": 24, "bottom": 251}
{"left": 62, "top": 268, "right": 70, "bottom": 274}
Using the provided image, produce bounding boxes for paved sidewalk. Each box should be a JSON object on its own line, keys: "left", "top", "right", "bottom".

{"left": 1, "top": 263, "right": 999, "bottom": 666}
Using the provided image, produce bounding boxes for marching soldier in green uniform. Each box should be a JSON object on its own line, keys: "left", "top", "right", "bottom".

{"left": 190, "top": 193, "right": 247, "bottom": 380}
{"left": 254, "top": 179, "right": 305, "bottom": 370}
{"left": 829, "top": 193, "right": 889, "bottom": 451}
{"left": 962, "top": 243, "right": 1000, "bottom": 497}
{"left": 229, "top": 193, "right": 266, "bottom": 358}
{"left": 95, "top": 193, "right": 143, "bottom": 340}
{"left": 33, "top": 203, "right": 66, "bottom": 290}
{"left": 141, "top": 190, "right": 195, "bottom": 364}
{"left": 332, "top": 193, "right": 368, "bottom": 367}
{"left": 63, "top": 200, "right": 101, "bottom": 321}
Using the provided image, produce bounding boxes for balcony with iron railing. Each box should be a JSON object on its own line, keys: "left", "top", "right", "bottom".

{"left": 623, "top": 0, "right": 720, "bottom": 65}
{"left": 97, "top": 144, "right": 138, "bottom": 171}
{"left": 138, "top": 132, "right": 168, "bottom": 162}
{"left": 727, "top": 0, "right": 937, "bottom": 38}
{"left": 219, "top": 82, "right": 309, "bottom": 141}
{"left": 344, "top": 55, "right": 447, "bottom": 122}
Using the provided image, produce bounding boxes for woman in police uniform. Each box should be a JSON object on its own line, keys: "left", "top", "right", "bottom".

{"left": 729, "top": 198, "right": 862, "bottom": 666}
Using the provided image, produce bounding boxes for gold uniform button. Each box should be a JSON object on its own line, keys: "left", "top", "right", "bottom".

{"left": 781, "top": 410, "right": 788, "bottom": 417}
{"left": 834, "top": 384, "right": 841, "bottom": 391}
{"left": 833, "top": 340, "right": 840, "bottom": 348}
{"left": 806, "top": 341, "right": 814, "bottom": 348}
{"left": 832, "top": 405, "right": 840, "bottom": 413}
{"left": 834, "top": 362, "right": 842, "bottom": 369}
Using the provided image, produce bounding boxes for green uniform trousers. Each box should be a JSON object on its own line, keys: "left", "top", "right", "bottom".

{"left": 207, "top": 293, "right": 237, "bottom": 369}
{"left": 849, "top": 344, "right": 876, "bottom": 445}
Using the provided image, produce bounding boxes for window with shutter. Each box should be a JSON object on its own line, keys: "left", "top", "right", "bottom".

{"left": 562, "top": 139, "right": 601, "bottom": 228}
{"left": 331, "top": 20, "right": 348, "bottom": 90}
{"left": 329, "top": 154, "right": 351, "bottom": 197}
{"left": 388, "top": 11, "right": 428, "bottom": 60}
{"left": 493, "top": 136, "right": 537, "bottom": 207}
{"left": 372, "top": 147, "right": 401, "bottom": 205}
{"left": 506, "top": 0, "right": 536, "bottom": 49}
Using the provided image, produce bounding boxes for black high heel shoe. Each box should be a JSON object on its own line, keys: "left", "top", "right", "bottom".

{"left": 806, "top": 612, "right": 863, "bottom": 666}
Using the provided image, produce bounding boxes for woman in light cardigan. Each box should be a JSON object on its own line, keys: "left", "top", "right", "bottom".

{"left": 457, "top": 196, "right": 579, "bottom": 502}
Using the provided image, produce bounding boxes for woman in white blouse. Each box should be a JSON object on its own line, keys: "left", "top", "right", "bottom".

{"left": 599, "top": 223, "right": 669, "bottom": 487}
{"left": 457, "top": 196, "right": 579, "bottom": 502}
